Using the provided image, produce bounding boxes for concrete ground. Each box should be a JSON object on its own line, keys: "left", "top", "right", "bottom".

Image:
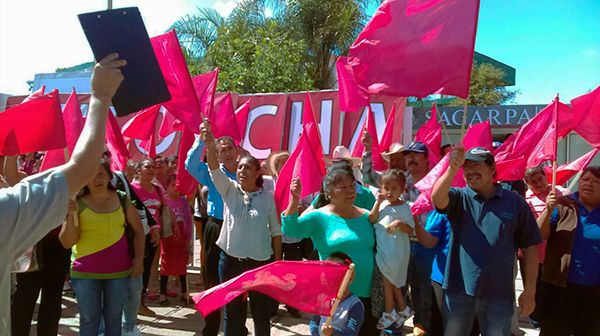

{"left": 28, "top": 242, "right": 540, "bottom": 335}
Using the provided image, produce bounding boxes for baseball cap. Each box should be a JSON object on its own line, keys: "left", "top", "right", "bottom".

{"left": 404, "top": 142, "right": 428, "bottom": 155}
{"left": 464, "top": 147, "right": 495, "bottom": 165}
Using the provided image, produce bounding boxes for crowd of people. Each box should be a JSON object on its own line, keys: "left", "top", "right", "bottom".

{"left": 1, "top": 55, "right": 599, "bottom": 336}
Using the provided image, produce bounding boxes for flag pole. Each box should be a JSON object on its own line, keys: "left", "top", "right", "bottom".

{"left": 565, "top": 170, "right": 583, "bottom": 195}
{"left": 324, "top": 263, "right": 355, "bottom": 328}
{"left": 551, "top": 94, "right": 559, "bottom": 193}
{"left": 64, "top": 148, "right": 80, "bottom": 227}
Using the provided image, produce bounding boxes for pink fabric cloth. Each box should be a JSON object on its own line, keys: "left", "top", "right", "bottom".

{"left": 0, "top": 90, "right": 66, "bottom": 156}
{"left": 235, "top": 99, "right": 252, "bottom": 144}
{"left": 414, "top": 104, "right": 442, "bottom": 166}
{"left": 338, "top": 0, "right": 480, "bottom": 111}
{"left": 106, "top": 112, "right": 130, "bottom": 172}
{"left": 40, "top": 89, "right": 85, "bottom": 171}
{"left": 192, "top": 69, "right": 219, "bottom": 119}
{"left": 121, "top": 104, "right": 160, "bottom": 141}
{"left": 527, "top": 98, "right": 574, "bottom": 168}
{"left": 274, "top": 94, "right": 326, "bottom": 213}
{"left": 379, "top": 99, "right": 405, "bottom": 153}
{"left": 352, "top": 105, "right": 386, "bottom": 171}
{"left": 571, "top": 85, "right": 600, "bottom": 147}
{"left": 193, "top": 260, "right": 349, "bottom": 317}
{"left": 212, "top": 93, "right": 243, "bottom": 144}
{"left": 151, "top": 31, "right": 203, "bottom": 133}
{"left": 175, "top": 129, "right": 199, "bottom": 196}
{"left": 462, "top": 120, "right": 493, "bottom": 151}
{"left": 160, "top": 196, "right": 193, "bottom": 276}
{"left": 546, "top": 148, "right": 600, "bottom": 185}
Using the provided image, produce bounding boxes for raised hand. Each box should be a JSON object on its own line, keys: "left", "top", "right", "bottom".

{"left": 546, "top": 190, "right": 558, "bottom": 210}
{"left": 200, "top": 118, "right": 215, "bottom": 147}
{"left": 91, "top": 53, "right": 126, "bottom": 102}
{"left": 290, "top": 177, "right": 302, "bottom": 200}
{"left": 361, "top": 131, "right": 372, "bottom": 151}
{"left": 449, "top": 144, "right": 465, "bottom": 171}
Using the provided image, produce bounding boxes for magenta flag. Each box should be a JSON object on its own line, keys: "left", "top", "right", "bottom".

{"left": 527, "top": 97, "right": 561, "bottom": 168}
{"left": 411, "top": 154, "right": 450, "bottom": 216}
{"left": 380, "top": 99, "right": 405, "bottom": 153}
{"left": 158, "top": 108, "right": 183, "bottom": 139}
{"left": 571, "top": 85, "right": 600, "bottom": 147}
{"left": 0, "top": 90, "right": 65, "bottom": 156}
{"left": 546, "top": 148, "right": 599, "bottom": 185}
{"left": 193, "top": 260, "right": 348, "bottom": 317}
{"left": 22, "top": 86, "right": 45, "bottom": 103}
{"left": 176, "top": 129, "right": 199, "bottom": 196}
{"left": 338, "top": 0, "right": 480, "bottom": 108}
{"left": 336, "top": 56, "right": 370, "bottom": 112}
{"left": 414, "top": 104, "right": 442, "bottom": 165}
{"left": 212, "top": 93, "right": 243, "bottom": 144}
{"left": 40, "top": 89, "right": 85, "bottom": 171}
{"left": 274, "top": 94, "right": 326, "bottom": 213}
{"left": 122, "top": 105, "right": 161, "bottom": 141}
{"left": 495, "top": 156, "right": 527, "bottom": 181}
{"left": 106, "top": 112, "right": 130, "bottom": 172}
{"left": 151, "top": 30, "right": 202, "bottom": 133}
{"left": 352, "top": 105, "right": 387, "bottom": 171}
{"left": 462, "top": 120, "right": 493, "bottom": 151}
{"left": 192, "top": 68, "right": 219, "bottom": 119}
{"left": 235, "top": 99, "right": 252, "bottom": 143}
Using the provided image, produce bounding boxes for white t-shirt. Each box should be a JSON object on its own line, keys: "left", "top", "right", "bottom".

{"left": 0, "top": 169, "right": 69, "bottom": 332}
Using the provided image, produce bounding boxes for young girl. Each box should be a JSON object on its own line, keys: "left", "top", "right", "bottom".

{"left": 368, "top": 169, "right": 414, "bottom": 329}
{"left": 309, "top": 252, "right": 365, "bottom": 336}
{"left": 159, "top": 175, "right": 193, "bottom": 306}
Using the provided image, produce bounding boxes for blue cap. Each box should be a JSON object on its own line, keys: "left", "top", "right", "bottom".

{"left": 404, "top": 141, "right": 429, "bottom": 155}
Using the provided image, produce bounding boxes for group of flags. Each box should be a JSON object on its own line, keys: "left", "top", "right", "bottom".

{"left": 2, "top": 0, "right": 600, "bottom": 315}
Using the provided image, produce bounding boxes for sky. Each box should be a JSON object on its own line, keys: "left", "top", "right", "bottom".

{"left": 1, "top": 0, "right": 599, "bottom": 105}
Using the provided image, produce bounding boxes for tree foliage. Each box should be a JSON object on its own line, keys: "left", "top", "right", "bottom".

{"left": 450, "top": 63, "right": 519, "bottom": 106}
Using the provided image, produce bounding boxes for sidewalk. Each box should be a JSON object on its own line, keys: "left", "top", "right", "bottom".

{"left": 31, "top": 266, "right": 540, "bottom": 336}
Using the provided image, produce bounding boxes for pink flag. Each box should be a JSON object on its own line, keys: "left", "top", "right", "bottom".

{"left": 274, "top": 94, "right": 326, "bottom": 213}
{"left": 495, "top": 156, "right": 527, "bottom": 181}
{"left": 414, "top": 104, "right": 442, "bottom": 165}
{"left": 235, "top": 99, "right": 252, "bottom": 143}
{"left": 411, "top": 154, "right": 450, "bottom": 215}
{"left": 0, "top": 90, "right": 66, "bottom": 156}
{"left": 122, "top": 105, "right": 161, "bottom": 141}
{"left": 151, "top": 30, "right": 202, "bottom": 132}
{"left": 571, "top": 85, "right": 600, "bottom": 147}
{"left": 380, "top": 99, "right": 406, "bottom": 153}
{"left": 106, "top": 112, "right": 130, "bottom": 172}
{"left": 462, "top": 120, "right": 493, "bottom": 151}
{"left": 338, "top": 0, "right": 480, "bottom": 109}
{"left": 140, "top": 132, "right": 157, "bottom": 159}
{"left": 40, "top": 89, "right": 85, "bottom": 171}
{"left": 336, "top": 56, "right": 370, "bottom": 112}
{"left": 212, "top": 93, "right": 243, "bottom": 144}
{"left": 527, "top": 97, "right": 561, "bottom": 168}
{"left": 546, "top": 148, "right": 599, "bottom": 185}
{"left": 176, "top": 129, "right": 199, "bottom": 196}
{"left": 193, "top": 260, "right": 348, "bottom": 317}
{"left": 352, "top": 105, "right": 387, "bottom": 171}
{"left": 158, "top": 108, "right": 184, "bottom": 139}
{"left": 22, "top": 86, "right": 45, "bottom": 103}
{"left": 192, "top": 68, "right": 219, "bottom": 119}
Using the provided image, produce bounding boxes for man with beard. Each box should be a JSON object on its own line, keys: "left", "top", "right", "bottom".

{"left": 432, "top": 146, "right": 541, "bottom": 335}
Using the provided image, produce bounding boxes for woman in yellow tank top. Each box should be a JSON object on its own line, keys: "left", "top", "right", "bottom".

{"left": 59, "top": 159, "right": 145, "bottom": 336}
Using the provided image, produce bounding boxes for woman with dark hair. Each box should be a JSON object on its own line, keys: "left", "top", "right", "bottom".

{"left": 538, "top": 166, "right": 600, "bottom": 336}
{"left": 311, "top": 159, "right": 376, "bottom": 210}
{"left": 58, "top": 159, "right": 145, "bottom": 335}
{"left": 202, "top": 119, "right": 281, "bottom": 336}
{"left": 282, "top": 168, "right": 378, "bottom": 336}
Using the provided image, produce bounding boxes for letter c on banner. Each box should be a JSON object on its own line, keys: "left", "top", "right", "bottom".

{"left": 134, "top": 133, "right": 177, "bottom": 156}
{"left": 243, "top": 105, "right": 278, "bottom": 158}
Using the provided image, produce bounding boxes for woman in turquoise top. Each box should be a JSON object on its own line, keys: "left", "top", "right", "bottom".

{"left": 282, "top": 167, "right": 377, "bottom": 336}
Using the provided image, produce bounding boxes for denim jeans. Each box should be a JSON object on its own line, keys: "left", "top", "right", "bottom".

{"left": 408, "top": 241, "right": 434, "bottom": 330}
{"left": 443, "top": 290, "right": 513, "bottom": 336}
{"left": 123, "top": 275, "right": 143, "bottom": 332}
{"left": 218, "top": 252, "right": 271, "bottom": 336}
{"left": 71, "top": 276, "right": 130, "bottom": 336}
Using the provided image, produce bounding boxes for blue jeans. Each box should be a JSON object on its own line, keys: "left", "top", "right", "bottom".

{"left": 71, "top": 277, "right": 130, "bottom": 336}
{"left": 218, "top": 252, "right": 271, "bottom": 336}
{"left": 408, "top": 241, "right": 434, "bottom": 329}
{"left": 443, "top": 290, "right": 513, "bottom": 336}
{"left": 123, "top": 275, "right": 143, "bottom": 332}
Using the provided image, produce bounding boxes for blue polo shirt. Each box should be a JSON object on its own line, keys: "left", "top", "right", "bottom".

{"left": 550, "top": 193, "right": 600, "bottom": 287}
{"left": 424, "top": 211, "right": 451, "bottom": 284}
{"left": 438, "top": 185, "right": 542, "bottom": 300}
{"left": 185, "top": 139, "right": 237, "bottom": 220}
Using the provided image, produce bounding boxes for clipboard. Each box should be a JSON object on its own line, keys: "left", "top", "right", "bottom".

{"left": 78, "top": 7, "right": 171, "bottom": 116}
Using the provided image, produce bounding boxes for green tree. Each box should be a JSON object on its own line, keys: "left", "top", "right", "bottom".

{"left": 450, "top": 63, "right": 519, "bottom": 106}
{"left": 206, "top": 19, "right": 312, "bottom": 93}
